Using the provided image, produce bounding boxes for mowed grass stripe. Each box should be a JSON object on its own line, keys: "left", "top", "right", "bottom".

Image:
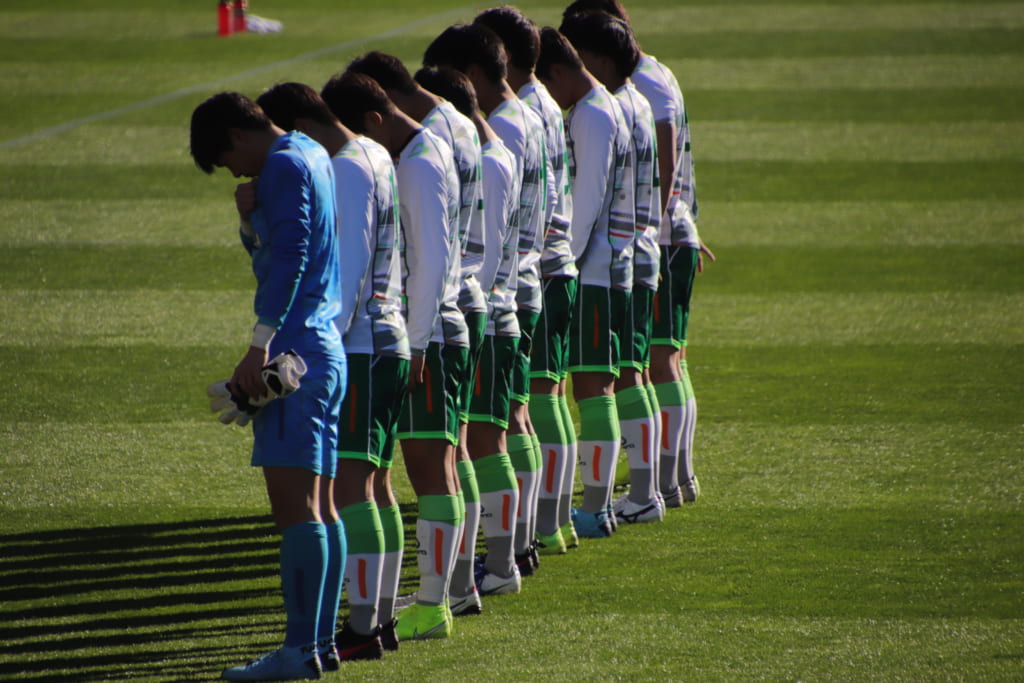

{"left": 696, "top": 245, "right": 1024, "bottom": 293}
{"left": 698, "top": 160, "right": 1024, "bottom": 201}
{"left": 643, "top": 28, "right": 1024, "bottom": 60}
{"left": 697, "top": 122, "right": 1024, "bottom": 161}
{"left": 692, "top": 344, "right": 1023, "bottom": 426}
{"left": 688, "top": 292, "right": 1024, "bottom": 347}
{"left": 0, "top": 200, "right": 242, "bottom": 246}
{"left": 668, "top": 55, "right": 1024, "bottom": 90}
{"left": 6, "top": 160, "right": 1022, "bottom": 201}
{"left": 700, "top": 200, "right": 1024, "bottom": 246}
{"left": 2, "top": 343, "right": 1018, "bottom": 426}
{"left": 689, "top": 88, "right": 1024, "bottom": 122}
{"left": 1, "top": 245, "right": 251, "bottom": 290}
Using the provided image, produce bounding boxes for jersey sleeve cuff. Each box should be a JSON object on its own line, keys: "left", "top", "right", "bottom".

{"left": 251, "top": 323, "right": 277, "bottom": 351}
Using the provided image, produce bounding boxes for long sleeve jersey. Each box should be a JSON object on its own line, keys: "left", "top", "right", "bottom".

{"left": 246, "top": 131, "right": 343, "bottom": 359}
{"left": 616, "top": 83, "right": 662, "bottom": 292}
{"left": 479, "top": 138, "right": 521, "bottom": 338}
{"left": 565, "top": 85, "right": 636, "bottom": 292}
{"left": 631, "top": 54, "right": 700, "bottom": 248}
{"left": 488, "top": 97, "right": 548, "bottom": 313}
{"left": 422, "top": 101, "right": 488, "bottom": 314}
{"left": 518, "top": 79, "right": 576, "bottom": 279}
{"left": 395, "top": 127, "right": 468, "bottom": 352}
{"left": 332, "top": 136, "right": 409, "bottom": 358}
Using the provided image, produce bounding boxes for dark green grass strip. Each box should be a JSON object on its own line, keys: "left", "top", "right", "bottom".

{"left": 4, "top": 244, "right": 1021, "bottom": 293}
{"left": 697, "top": 160, "right": 1024, "bottom": 201}
{"left": 1, "top": 165, "right": 230, "bottom": 200}
{"left": 695, "top": 245, "right": 1024, "bottom": 294}
{"left": 2, "top": 344, "right": 1019, "bottom": 425}
{"left": 688, "top": 88, "right": 1024, "bottom": 122}
{"left": 2, "top": 245, "right": 249, "bottom": 290}
{"left": 692, "top": 344, "right": 1024, "bottom": 426}
{"left": 644, "top": 28, "right": 1024, "bottom": 60}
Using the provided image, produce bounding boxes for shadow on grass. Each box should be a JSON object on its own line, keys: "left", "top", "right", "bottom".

{"left": 0, "top": 508, "right": 422, "bottom": 681}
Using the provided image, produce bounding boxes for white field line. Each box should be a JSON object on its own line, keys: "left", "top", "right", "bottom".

{"left": 0, "top": 6, "right": 471, "bottom": 152}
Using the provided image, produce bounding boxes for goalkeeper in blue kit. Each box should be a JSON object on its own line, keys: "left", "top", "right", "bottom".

{"left": 190, "top": 92, "right": 346, "bottom": 682}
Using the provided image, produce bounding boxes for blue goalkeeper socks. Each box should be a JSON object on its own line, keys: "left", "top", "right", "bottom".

{"left": 280, "top": 521, "right": 328, "bottom": 648}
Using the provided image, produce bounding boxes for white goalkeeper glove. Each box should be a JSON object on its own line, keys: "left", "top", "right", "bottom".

{"left": 206, "top": 350, "right": 308, "bottom": 426}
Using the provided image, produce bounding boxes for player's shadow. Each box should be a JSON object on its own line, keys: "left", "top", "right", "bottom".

{"left": 0, "top": 507, "right": 421, "bottom": 681}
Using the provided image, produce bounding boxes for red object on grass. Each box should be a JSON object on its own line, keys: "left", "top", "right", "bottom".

{"left": 218, "top": 0, "right": 234, "bottom": 36}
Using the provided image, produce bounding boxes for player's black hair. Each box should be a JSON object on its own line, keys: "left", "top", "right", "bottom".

{"left": 423, "top": 23, "right": 508, "bottom": 85}
{"left": 321, "top": 71, "right": 396, "bottom": 134}
{"left": 559, "top": 10, "right": 639, "bottom": 78}
{"left": 414, "top": 66, "right": 479, "bottom": 118}
{"left": 345, "top": 51, "right": 419, "bottom": 96}
{"left": 256, "top": 82, "right": 337, "bottom": 132}
{"left": 535, "top": 27, "right": 583, "bottom": 82}
{"left": 473, "top": 6, "right": 540, "bottom": 73}
{"left": 563, "top": 0, "right": 630, "bottom": 24}
{"left": 189, "top": 91, "right": 271, "bottom": 174}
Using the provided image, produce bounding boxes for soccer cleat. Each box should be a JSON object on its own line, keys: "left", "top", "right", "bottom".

{"left": 449, "top": 587, "right": 483, "bottom": 616}
{"left": 529, "top": 541, "right": 541, "bottom": 569}
{"left": 514, "top": 551, "right": 535, "bottom": 578}
{"left": 222, "top": 644, "right": 322, "bottom": 681}
{"left": 333, "top": 620, "right": 383, "bottom": 663}
{"left": 316, "top": 638, "right": 339, "bottom": 672}
{"left": 661, "top": 485, "right": 682, "bottom": 509}
{"left": 613, "top": 494, "right": 663, "bottom": 524}
{"left": 394, "top": 602, "right": 451, "bottom": 641}
{"left": 560, "top": 521, "right": 579, "bottom": 549}
{"left": 535, "top": 529, "right": 567, "bottom": 555}
{"left": 476, "top": 564, "right": 522, "bottom": 596}
{"left": 682, "top": 476, "right": 701, "bottom": 503}
{"left": 571, "top": 507, "right": 612, "bottom": 538}
{"left": 379, "top": 618, "right": 399, "bottom": 652}
{"left": 606, "top": 503, "right": 618, "bottom": 532}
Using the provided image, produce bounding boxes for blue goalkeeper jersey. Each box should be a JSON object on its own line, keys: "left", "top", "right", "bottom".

{"left": 246, "top": 131, "right": 343, "bottom": 359}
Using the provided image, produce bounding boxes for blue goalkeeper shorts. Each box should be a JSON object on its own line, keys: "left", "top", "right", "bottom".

{"left": 251, "top": 352, "right": 345, "bottom": 478}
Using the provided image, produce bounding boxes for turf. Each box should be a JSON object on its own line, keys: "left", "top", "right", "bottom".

{"left": 1, "top": 0, "right": 1022, "bottom": 680}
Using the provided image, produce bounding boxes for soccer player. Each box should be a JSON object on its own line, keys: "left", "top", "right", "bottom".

{"left": 255, "top": 82, "right": 408, "bottom": 662}
{"left": 416, "top": 65, "right": 523, "bottom": 611}
{"left": 424, "top": 22, "right": 549, "bottom": 578}
{"left": 322, "top": 71, "right": 467, "bottom": 641}
{"left": 343, "top": 52, "right": 490, "bottom": 612}
{"left": 564, "top": 0, "right": 715, "bottom": 506}
{"left": 474, "top": 5, "right": 580, "bottom": 555}
{"left": 536, "top": 27, "right": 636, "bottom": 538}
{"left": 190, "top": 91, "right": 345, "bottom": 681}
{"left": 558, "top": 11, "right": 664, "bottom": 524}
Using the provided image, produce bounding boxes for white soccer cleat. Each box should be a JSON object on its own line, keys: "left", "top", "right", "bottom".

{"left": 221, "top": 644, "right": 322, "bottom": 681}
{"left": 613, "top": 494, "right": 663, "bottom": 524}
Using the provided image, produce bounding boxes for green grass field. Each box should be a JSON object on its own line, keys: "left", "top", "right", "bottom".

{"left": 2, "top": 0, "right": 1022, "bottom": 680}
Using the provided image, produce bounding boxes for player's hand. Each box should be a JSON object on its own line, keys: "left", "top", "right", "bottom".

{"left": 235, "top": 180, "right": 257, "bottom": 221}
{"left": 697, "top": 241, "right": 716, "bottom": 274}
{"left": 408, "top": 355, "right": 426, "bottom": 392}
{"left": 231, "top": 346, "right": 269, "bottom": 401}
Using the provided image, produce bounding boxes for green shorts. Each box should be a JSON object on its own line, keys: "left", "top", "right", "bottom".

{"left": 468, "top": 334, "right": 519, "bottom": 428}
{"left": 530, "top": 276, "right": 577, "bottom": 382}
{"left": 396, "top": 342, "right": 466, "bottom": 445}
{"left": 511, "top": 308, "right": 540, "bottom": 404}
{"left": 620, "top": 285, "right": 654, "bottom": 371}
{"left": 459, "top": 310, "right": 488, "bottom": 424}
{"left": 337, "top": 353, "right": 409, "bottom": 469}
{"left": 652, "top": 245, "right": 698, "bottom": 349}
{"left": 568, "top": 284, "right": 630, "bottom": 376}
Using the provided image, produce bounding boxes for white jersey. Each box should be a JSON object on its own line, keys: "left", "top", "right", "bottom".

{"left": 332, "top": 136, "right": 409, "bottom": 358}
{"left": 565, "top": 85, "right": 635, "bottom": 292}
{"left": 616, "top": 83, "right": 662, "bottom": 291}
{"left": 479, "top": 138, "right": 521, "bottom": 338}
{"left": 395, "top": 127, "right": 468, "bottom": 351}
{"left": 489, "top": 97, "right": 548, "bottom": 313}
{"left": 518, "top": 79, "right": 576, "bottom": 279}
{"left": 631, "top": 54, "right": 700, "bottom": 248}
{"left": 422, "top": 101, "right": 488, "bottom": 314}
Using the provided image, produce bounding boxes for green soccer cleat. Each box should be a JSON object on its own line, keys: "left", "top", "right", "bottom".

{"left": 535, "top": 529, "right": 567, "bottom": 555}
{"left": 560, "top": 521, "right": 579, "bottom": 549}
{"left": 394, "top": 602, "right": 451, "bottom": 641}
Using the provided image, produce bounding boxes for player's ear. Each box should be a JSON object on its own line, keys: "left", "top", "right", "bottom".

{"left": 363, "top": 110, "right": 384, "bottom": 132}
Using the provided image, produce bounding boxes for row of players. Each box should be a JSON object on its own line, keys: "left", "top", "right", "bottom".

{"left": 189, "top": 2, "right": 712, "bottom": 680}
